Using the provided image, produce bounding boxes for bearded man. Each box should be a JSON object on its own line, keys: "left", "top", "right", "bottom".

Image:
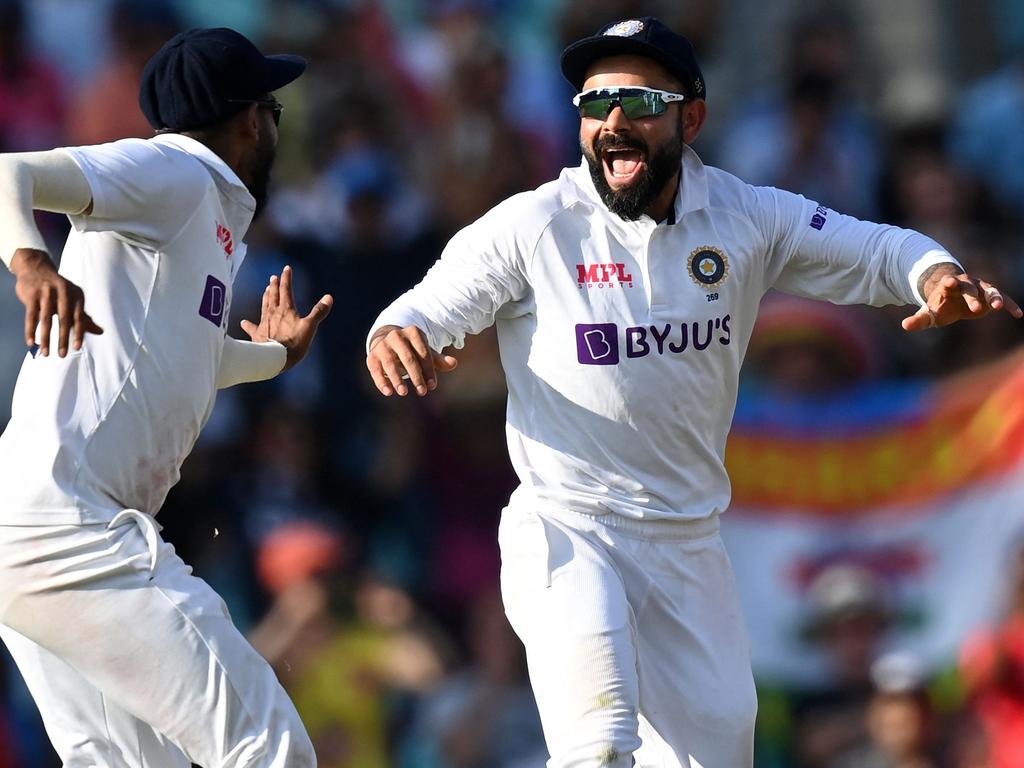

{"left": 367, "top": 17, "right": 1019, "bottom": 768}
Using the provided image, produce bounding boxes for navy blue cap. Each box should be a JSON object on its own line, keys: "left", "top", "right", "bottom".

{"left": 561, "top": 17, "right": 706, "bottom": 100}
{"left": 140, "top": 27, "right": 306, "bottom": 132}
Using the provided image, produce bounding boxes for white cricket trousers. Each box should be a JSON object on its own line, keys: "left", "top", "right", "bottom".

{"left": 0, "top": 510, "right": 315, "bottom": 767}
{"left": 499, "top": 506, "right": 757, "bottom": 768}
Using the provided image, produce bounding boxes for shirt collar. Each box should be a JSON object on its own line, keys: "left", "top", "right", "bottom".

{"left": 572, "top": 143, "right": 710, "bottom": 224}
{"left": 149, "top": 133, "right": 256, "bottom": 231}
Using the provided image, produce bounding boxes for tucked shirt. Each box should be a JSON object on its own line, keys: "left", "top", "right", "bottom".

{"left": 370, "top": 147, "right": 957, "bottom": 522}
{"left": 0, "top": 134, "right": 256, "bottom": 524}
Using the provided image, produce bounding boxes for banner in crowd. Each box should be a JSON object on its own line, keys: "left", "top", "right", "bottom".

{"left": 720, "top": 352, "right": 1024, "bottom": 686}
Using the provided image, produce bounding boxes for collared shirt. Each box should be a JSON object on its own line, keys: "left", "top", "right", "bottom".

{"left": 370, "top": 147, "right": 957, "bottom": 522}
{"left": 0, "top": 134, "right": 255, "bottom": 524}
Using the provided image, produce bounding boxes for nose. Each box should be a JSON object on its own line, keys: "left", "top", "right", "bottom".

{"left": 602, "top": 103, "right": 632, "bottom": 132}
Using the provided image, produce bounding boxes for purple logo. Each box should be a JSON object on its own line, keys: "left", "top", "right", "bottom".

{"left": 198, "top": 275, "right": 227, "bottom": 327}
{"left": 810, "top": 204, "right": 829, "bottom": 231}
{"left": 576, "top": 323, "right": 619, "bottom": 365}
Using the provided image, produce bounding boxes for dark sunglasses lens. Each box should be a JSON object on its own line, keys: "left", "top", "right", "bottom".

{"left": 579, "top": 97, "right": 616, "bottom": 119}
{"left": 618, "top": 94, "right": 663, "bottom": 119}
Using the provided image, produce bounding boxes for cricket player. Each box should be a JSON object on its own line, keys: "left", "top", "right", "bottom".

{"left": 0, "top": 28, "right": 330, "bottom": 767}
{"left": 366, "top": 17, "right": 1022, "bottom": 768}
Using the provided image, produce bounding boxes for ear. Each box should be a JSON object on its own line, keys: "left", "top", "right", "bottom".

{"left": 681, "top": 100, "right": 708, "bottom": 144}
{"left": 235, "top": 102, "right": 261, "bottom": 142}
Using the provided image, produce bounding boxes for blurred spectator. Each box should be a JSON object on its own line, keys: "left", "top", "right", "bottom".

{"left": 399, "top": 589, "right": 546, "bottom": 768}
{"left": 715, "top": 7, "right": 880, "bottom": 218}
{"left": 883, "top": 125, "right": 1024, "bottom": 375}
{"left": 949, "top": 59, "right": 1024, "bottom": 217}
{"left": 792, "top": 564, "right": 895, "bottom": 767}
{"left": 745, "top": 294, "right": 884, "bottom": 398}
{"left": 64, "top": 0, "right": 181, "bottom": 145}
{"left": 251, "top": 562, "right": 452, "bottom": 768}
{"left": 0, "top": 0, "right": 65, "bottom": 152}
{"left": 831, "top": 652, "right": 940, "bottom": 768}
{"left": 960, "top": 542, "right": 1024, "bottom": 768}
{"left": 427, "top": 21, "right": 552, "bottom": 229}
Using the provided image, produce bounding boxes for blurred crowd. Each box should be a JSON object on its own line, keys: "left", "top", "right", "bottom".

{"left": 3, "top": 0, "right": 1024, "bottom": 765}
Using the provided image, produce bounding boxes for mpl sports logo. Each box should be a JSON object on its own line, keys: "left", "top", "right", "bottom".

{"left": 216, "top": 223, "right": 234, "bottom": 256}
{"left": 577, "top": 262, "right": 634, "bottom": 289}
{"left": 576, "top": 316, "right": 731, "bottom": 365}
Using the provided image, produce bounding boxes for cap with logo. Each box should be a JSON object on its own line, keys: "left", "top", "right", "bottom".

{"left": 139, "top": 27, "right": 307, "bottom": 132}
{"left": 560, "top": 17, "right": 706, "bottom": 101}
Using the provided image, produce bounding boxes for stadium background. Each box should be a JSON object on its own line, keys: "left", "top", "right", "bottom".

{"left": 3, "top": 0, "right": 1024, "bottom": 764}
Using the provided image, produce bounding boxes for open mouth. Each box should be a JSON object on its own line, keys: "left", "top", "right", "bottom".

{"left": 602, "top": 147, "right": 646, "bottom": 186}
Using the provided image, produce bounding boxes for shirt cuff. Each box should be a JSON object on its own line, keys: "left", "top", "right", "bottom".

{"left": 217, "top": 337, "right": 287, "bottom": 389}
{"left": 909, "top": 250, "right": 963, "bottom": 306}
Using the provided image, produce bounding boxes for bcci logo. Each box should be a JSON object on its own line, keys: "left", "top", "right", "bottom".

{"left": 604, "top": 19, "right": 644, "bottom": 37}
{"left": 688, "top": 246, "right": 729, "bottom": 290}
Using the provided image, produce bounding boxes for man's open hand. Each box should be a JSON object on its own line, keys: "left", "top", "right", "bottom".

{"left": 366, "top": 324, "right": 458, "bottom": 396}
{"left": 240, "top": 265, "right": 333, "bottom": 370}
{"left": 12, "top": 248, "right": 103, "bottom": 357}
{"left": 902, "top": 264, "right": 1023, "bottom": 332}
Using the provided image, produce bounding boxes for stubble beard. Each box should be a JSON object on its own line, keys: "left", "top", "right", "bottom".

{"left": 583, "top": 125, "right": 684, "bottom": 221}
{"left": 249, "top": 133, "right": 277, "bottom": 220}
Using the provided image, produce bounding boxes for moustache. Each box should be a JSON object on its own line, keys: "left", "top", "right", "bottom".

{"left": 593, "top": 133, "right": 649, "bottom": 156}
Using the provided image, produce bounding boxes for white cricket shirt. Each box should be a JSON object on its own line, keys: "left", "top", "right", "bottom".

{"left": 0, "top": 134, "right": 256, "bottom": 524}
{"left": 371, "top": 146, "right": 957, "bottom": 521}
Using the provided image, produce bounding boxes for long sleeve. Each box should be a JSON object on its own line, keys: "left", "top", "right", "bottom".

{"left": 0, "top": 149, "right": 93, "bottom": 269}
{"left": 216, "top": 337, "right": 286, "bottom": 389}
{"left": 757, "top": 185, "right": 961, "bottom": 307}
{"left": 367, "top": 199, "right": 533, "bottom": 353}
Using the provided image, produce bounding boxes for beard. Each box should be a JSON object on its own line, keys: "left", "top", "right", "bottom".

{"left": 249, "top": 131, "right": 277, "bottom": 219}
{"left": 583, "top": 125, "right": 684, "bottom": 221}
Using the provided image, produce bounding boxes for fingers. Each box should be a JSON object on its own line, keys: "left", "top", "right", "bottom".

{"left": 261, "top": 279, "right": 272, "bottom": 321}
{"left": 979, "top": 280, "right": 1024, "bottom": 319}
{"left": 56, "top": 283, "right": 72, "bottom": 356}
{"left": 366, "top": 327, "right": 439, "bottom": 397}
{"left": 240, "top": 319, "right": 258, "bottom": 340}
{"left": 38, "top": 289, "right": 54, "bottom": 357}
{"left": 267, "top": 274, "right": 280, "bottom": 314}
{"left": 23, "top": 292, "right": 39, "bottom": 348}
{"left": 302, "top": 294, "right": 333, "bottom": 327}
{"left": 72, "top": 300, "right": 86, "bottom": 352}
{"left": 901, "top": 305, "right": 935, "bottom": 333}
{"left": 954, "top": 276, "right": 985, "bottom": 314}
{"left": 432, "top": 351, "right": 459, "bottom": 373}
{"left": 279, "top": 265, "right": 295, "bottom": 311}
{"left": 1001, "top": 291, "right": 1023, "bottom": 318}
{"left": 367, "top": 358, "right": 394, "bottom": 397}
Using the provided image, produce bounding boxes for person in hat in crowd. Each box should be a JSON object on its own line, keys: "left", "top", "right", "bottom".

{"left": 365, "top": 15, "right": 1020, "bottom": 768}
{"left": 792, "top": 564, "right": 897, "bottom": 767}
{"left": 0, "top": 26, "right": 331, "bottom": 767}
{"left": 832, "top": 652, "right": 940, "bottom": 768}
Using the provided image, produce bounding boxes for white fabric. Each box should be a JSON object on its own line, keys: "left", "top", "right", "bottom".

{"left": 369, "top": 146, "right": 958, "bottom": 523}
{"left": 499, "top": 505, "right": 757, "bottom": 767}
{"left": 0, "top": 134, "right": 261, "bottom": 525}
{"left": 217, "top": 337, "right": 286, "bottom": 389}
{"left": 0, "top": 149, "right": 92, "bottom": 269}
{"left": 0, "top": 514, "right": 314, "bottom": 767}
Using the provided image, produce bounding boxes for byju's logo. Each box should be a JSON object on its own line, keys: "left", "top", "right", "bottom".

{"left": 576, "top": 263, "right": 634, "bottom": 289}
{"left": 576, "top": 316, "right": 731, "bottom": 365}
{"left": 576, "top": 323, "right": 619, "bottom": 365}
{"left": 199, "top": 275, "right": 227, "bottom": 327}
